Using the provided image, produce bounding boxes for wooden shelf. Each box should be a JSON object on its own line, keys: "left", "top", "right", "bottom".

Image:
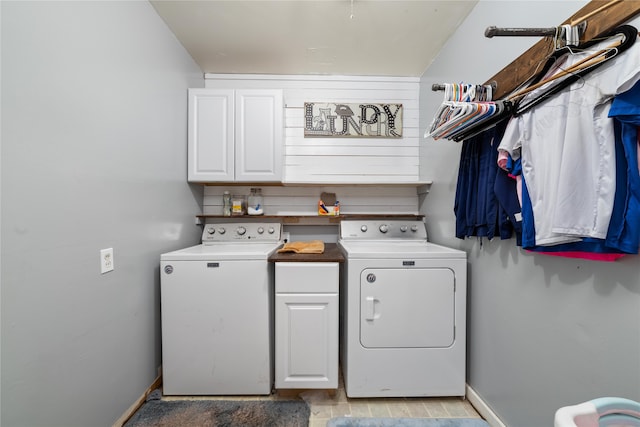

{"left": 201, "top": 182, "right": 432, "bottom": 189}
{"left": 196, "top": 214, "right": 425, "bottom": 225}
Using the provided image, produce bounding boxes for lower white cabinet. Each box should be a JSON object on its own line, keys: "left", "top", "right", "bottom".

{"left": 274, "top": 262, "right": 339, "bottom": 389}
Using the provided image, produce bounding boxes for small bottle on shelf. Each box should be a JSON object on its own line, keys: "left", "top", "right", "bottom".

{"left": 222, "top": 191, "right": 232, "bottom": 216}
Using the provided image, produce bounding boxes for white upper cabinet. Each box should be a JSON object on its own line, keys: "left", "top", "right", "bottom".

{"left": 188, "top": 89, "right": 234, "bottom": 182}
{"left": 235, "top": 90, "right": 283, "bottom": 182}
{"left": 188, "top": 88, "right": 283, "bottom": 182}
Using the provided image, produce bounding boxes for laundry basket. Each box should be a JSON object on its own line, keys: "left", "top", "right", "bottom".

{"left": 554, "top": 397, "right": 640, "bottom": 427}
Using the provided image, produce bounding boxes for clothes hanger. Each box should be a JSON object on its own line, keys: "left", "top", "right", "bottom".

{"left": 426, "top": 83, "right": 498, "bottom": 139}
{"left": 430, "top": 102, "right": 490, "bottom": 140}
{"left": 508, "top": 41, "right": 620, "bottom": 102}
{"left": 449, "top": 24, "right": 638, "bottom": 141}
{"left": 512, "top": 24, "right": 638, "bottom": 115}
{"left": 449, "top": 100, "right": 513, "bottom": 142}
{"left": 447, "top": 38, "right": 574, "bottom": 141}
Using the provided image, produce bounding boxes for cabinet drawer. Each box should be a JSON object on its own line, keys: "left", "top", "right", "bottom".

{"left": 275, "top": 262, "right": 339, "bottom": 293}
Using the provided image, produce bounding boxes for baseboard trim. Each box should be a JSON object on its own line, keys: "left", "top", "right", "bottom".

{"left": 112, "top": 374, "right": 162, "bottom": 427}
{"left": 466, "top": 384, "right": 506, "bottom": 427}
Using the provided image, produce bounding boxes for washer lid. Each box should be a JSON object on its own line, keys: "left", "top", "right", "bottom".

{"left": 161, "top": 242, "right": 281, "bottom": 261}
{"left": 338, "top": 240, "right": 466, "bottom": 259}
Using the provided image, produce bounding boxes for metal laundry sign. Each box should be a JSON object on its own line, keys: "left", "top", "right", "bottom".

{"left": 304, "top": 102, "right": 403, "bottom": 138}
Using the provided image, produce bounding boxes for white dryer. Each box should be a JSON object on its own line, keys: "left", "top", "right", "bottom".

{"left": 160, "top": 222, "right": 281, "bottom": 395}
{"left": 338, "top": 220, "right": 467, "bottom": 398}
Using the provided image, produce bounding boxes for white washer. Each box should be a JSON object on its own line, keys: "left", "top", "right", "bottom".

{"left": 338, "top": 220, "right": 467, "bottom": 398}
{"left": 160, "top": 222, "right": 282, "bottom": 395}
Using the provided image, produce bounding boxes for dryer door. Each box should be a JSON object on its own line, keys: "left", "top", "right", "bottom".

{"left": 360, "top": 268, "right": 455, "bottom": 348}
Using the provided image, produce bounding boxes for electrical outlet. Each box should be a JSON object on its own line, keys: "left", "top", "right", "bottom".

{"left": 100, "top": 248, "right": 114, "bottom": 274}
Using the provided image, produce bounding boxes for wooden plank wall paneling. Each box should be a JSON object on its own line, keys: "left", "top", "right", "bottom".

{"left": 202, "top": 185, "right": 421, "bottom": 216}
{"left": 204, "top": 75, "right": 421, "bottom": 184}
{"left": 487, "top": 0, "right": 640, "bottom": 100}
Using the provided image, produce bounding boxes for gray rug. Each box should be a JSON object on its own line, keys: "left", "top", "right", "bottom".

{"left": 327, "top": 418, "right": 489, "bottom": 427}
{"left": 125, "top": 397, "right": 310, "bottom": 427}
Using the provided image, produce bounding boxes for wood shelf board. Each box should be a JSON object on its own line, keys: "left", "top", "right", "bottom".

{"left": 202, "top": 182, "right": 433, "bottom": 187}
{"left": 196, "top": 214, "right": 425, "bottom": 225}
{"left": 196, "top": 214, "right": 425, "bottom": 218}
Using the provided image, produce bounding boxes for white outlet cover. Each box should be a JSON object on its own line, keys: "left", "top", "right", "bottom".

{"left": 100, "top": 248, "right": 114, "bottom": 274}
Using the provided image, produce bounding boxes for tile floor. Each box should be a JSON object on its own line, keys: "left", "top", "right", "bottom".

{"left": 165, "top": 373, "right": 484, "bottom": 427}
{"left": 292, "top": 387, "right": 483, "bottom": 427}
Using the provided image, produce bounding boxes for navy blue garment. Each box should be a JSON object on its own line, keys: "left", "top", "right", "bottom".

{"left": 520, "top": 172, "right": 536, "bottom": 249}
{"left": 454, "top": 121, "right": 513, "bottom": 240}
{"left": 454, "top": 135, "right": 475, "bottom": 238}
{"left": 495, "top": 157, "right": 522, "bottom": 246}
{"left": 493, "top": 119, "right": 521, "bottom": 243}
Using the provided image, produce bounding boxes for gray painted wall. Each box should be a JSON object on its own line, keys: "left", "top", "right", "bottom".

{"left": 420, "top": 2, "right": 640, "bottom": 426}
{"left": 1, "top": 2, "right": 204, "bottom": 426}
{"left": 3, "top": 1, "right": 639, "bottom": 426}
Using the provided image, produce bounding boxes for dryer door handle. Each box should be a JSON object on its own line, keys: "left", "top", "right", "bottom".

{"left": 365, "top": 296, "right": 380, "bottom": 320}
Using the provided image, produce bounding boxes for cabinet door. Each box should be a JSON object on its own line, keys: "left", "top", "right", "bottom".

{"left": 275, "top": 293, "right": 338, "bottom": 389}
{"left": 235, "top": 90, "right": 283, "bottom": 182}
{"left": 188, "top": 89, "right": 235, "bottom": 182}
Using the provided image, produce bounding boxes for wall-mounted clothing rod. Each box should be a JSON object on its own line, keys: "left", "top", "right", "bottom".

{"left": 485, "top": 22, "right": 586, "bottom": 47}
{"left": 484, "top": 26, "right": 557, "bottom": 38}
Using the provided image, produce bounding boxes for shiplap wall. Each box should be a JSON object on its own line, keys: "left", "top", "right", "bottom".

{"left": 202, "top": 185, "right": 426, "bottom": 216}
{"left": 204, "top": 74, "right": 422, "bottom": 184}
{"left": 202, "top": 75, "right": 426, "bottom": 218}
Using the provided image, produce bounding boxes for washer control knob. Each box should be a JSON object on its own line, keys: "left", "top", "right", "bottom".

{"left": 207, "top": 227, "right": 215, "bottom": 235}
{"left": 379, "top": 224, "right": 389, "bottom": 233}
{"left": 218, "top": 227, "right": 226, "bottom": 234}
{"left": 361, "top": 225, "right": 368, "bottom": 232}
{"left": 257, "top": 227, "right": 264, "bottom": 234}
{"left": 236, "top": 226, "right": 246, "bottom": 236}
{"left": 268, "top": 227, "right": 275, "bottom": 234}
{"left": 411, "top": 225, "right": 419, "bottom": 232}
{"left": 400, "top": 226, "right": 408, "bottom": 232}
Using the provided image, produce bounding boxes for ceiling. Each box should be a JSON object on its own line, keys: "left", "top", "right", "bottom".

{"left": 150, "top": 0, "right": 478, "bottom": 77}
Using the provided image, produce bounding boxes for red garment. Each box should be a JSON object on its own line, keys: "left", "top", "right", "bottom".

{"left": 528, "top": 250, "right": 625, "bottom": 262}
